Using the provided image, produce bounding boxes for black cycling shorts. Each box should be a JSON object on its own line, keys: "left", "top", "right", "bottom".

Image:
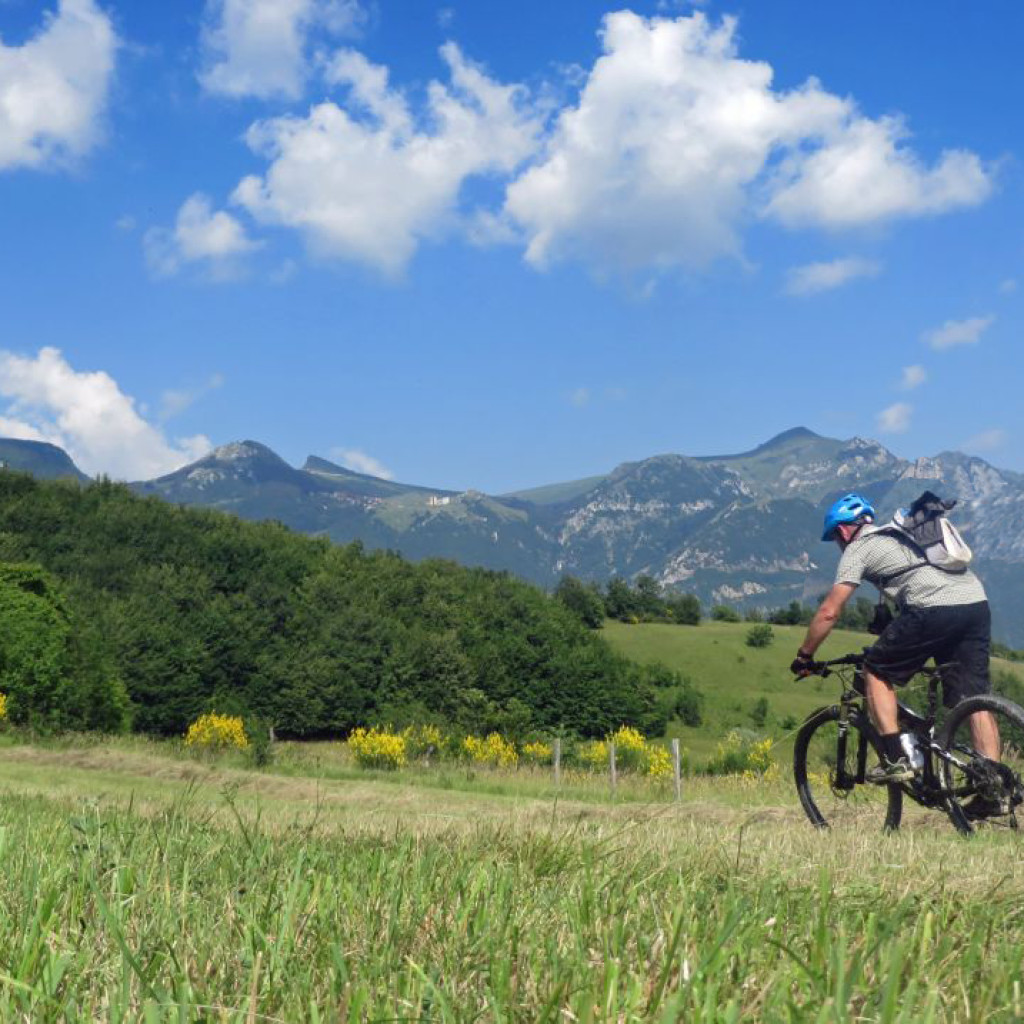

{"left": 863, "top": 601, "right": 991, "bottom": 708}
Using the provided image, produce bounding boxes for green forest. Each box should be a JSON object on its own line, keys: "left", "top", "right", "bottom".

{"left": 0, "top": 472, "right": 673, "bottom": 738}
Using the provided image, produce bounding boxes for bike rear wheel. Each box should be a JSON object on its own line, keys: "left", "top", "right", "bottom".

{"left": 940, "top": 694, "right": 1024, "bottom": 834}
{"left": 794, "top": 705, "right": 903, "bottom": 831}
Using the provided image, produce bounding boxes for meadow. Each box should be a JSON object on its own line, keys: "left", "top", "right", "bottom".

{"left": 602, "top": 621, "right": 1024, "bottom": 758}
{"left": 0, "top": 733, "right": 1022, "bottom": 1022}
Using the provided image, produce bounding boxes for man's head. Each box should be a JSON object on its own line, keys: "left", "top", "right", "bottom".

{"left": 821, "top": 492, "right": 875, "bottom": 546}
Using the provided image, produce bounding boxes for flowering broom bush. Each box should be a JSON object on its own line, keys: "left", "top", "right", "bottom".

{"left": 645, "top": 744, "right": 673, "bottom": 779}
{"left": 0, "top": 691, "right": 7, "bottom": 724}
{"left": 578, "top": 739, "right": 609, "bottom": 771}
{"left": 462, "top": 732, "right": 518, "bottom": 769}
{"left": 184, "top": 713, "right": 248, "bottom": 751}
{"left": 705, "top": 731, "right": 779, "bottom": 781}
{"left": 521, "top": 740, "right": 553, "bottom": 766}
{"left": 348, "top": 727, "right": 407, "bottom": 770}
{"left": 609, "top": 725, "right": 648, "bottom": 771}
{"left": 402, "top": 723, "right": 443, "bottom": 761}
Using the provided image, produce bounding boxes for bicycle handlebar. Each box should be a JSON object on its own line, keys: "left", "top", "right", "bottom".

{"left": 795, "top": 651, "right": 864, "bottom": 679}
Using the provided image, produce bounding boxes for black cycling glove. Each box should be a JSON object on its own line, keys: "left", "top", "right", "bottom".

{"left": 790, "top": 650, "right": 815, "bottom": 677}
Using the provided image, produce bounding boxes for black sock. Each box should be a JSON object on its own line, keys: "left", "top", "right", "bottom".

{"left": 881, "top": 733, "right": 903, "bottom": 763}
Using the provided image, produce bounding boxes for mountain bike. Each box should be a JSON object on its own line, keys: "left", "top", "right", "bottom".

{"left": 792, "top": 653, "right": 1024, "bottom": 834}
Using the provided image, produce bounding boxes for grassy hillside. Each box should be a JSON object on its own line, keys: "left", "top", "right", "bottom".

{"left": 602, "top": 620, "right": 1024, "bottom": 757}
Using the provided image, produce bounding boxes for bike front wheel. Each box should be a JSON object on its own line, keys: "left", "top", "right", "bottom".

{"left": 794, "top": 705, "right": 903, "bottom": 831}
{"left": 940, "top": 693, "right": 1024, "bottom": 834}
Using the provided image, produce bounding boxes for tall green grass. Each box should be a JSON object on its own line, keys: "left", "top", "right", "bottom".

{"left": 0, "top": 750, "right": 1022, "bottom": 1022}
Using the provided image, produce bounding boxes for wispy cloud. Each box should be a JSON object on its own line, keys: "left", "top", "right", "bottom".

{"left": 329, "top": 447, "right": 394, "bottom": 480}
{"left": 877, "top": 402, "right": 912, "bottom": 434}
{"left": 999, "top": 279, "right": 1018, "bottom": 294}
{"left": 569, "top": 387, "right": 591, "bottom": 408}
{"left": 922, "top": 314, "right": 994, "bottom": 350}
{"left": 900, "top": 364, "right": 927, "bottom": 391}
{"left": 785, "top": 257, "right": 881, "bottom": 296}
{"left": 960, "top": 428, "right": 1006, "bottom": 453}
{"left": 159, "top": 373, "right": 225, "bottom": 421}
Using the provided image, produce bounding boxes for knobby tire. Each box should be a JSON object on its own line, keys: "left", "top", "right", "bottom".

{"left": 794, "top": 704, "right": 903, "bottom": 832}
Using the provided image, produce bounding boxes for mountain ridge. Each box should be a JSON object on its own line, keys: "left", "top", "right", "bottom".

{"left": 4, "top": 430, "right": 1024, "bottom": 643}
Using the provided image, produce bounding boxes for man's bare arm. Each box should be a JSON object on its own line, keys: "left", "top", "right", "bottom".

{"left": 799, "top": 583, "right": 857, "bottom": 657}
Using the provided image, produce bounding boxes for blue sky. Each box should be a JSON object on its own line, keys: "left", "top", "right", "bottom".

{"left": 0, "top": 0, "right": 1021, "bottom": 489}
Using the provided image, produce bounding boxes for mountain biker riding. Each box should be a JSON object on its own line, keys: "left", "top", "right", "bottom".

{"left": 791, "top": 492, "right": 1001, "bottom": 803}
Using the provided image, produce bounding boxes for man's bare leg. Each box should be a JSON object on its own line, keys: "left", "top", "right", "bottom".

{"left": 864, "top": 670, "right": 899, "bottom": 734}
{"left": 969, "top": 710, "right": 1000, "bottom": 761}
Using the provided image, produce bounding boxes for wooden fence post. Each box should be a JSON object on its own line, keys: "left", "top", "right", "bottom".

{"left": 553, "top": 737, "right": 561, "bottom": 789}
{"left": 671, "top": 738, "right": 682, "bottom": 803}
{"left": 609, "top": 741, "right": 617, "bottom": 800}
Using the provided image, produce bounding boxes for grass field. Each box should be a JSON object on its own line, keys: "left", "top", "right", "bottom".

{"left": 0, "top": 737, "right": 1022, "bottom": 1021}
{"left": 602, "top": 620, "right": 1024, "bottom": 758}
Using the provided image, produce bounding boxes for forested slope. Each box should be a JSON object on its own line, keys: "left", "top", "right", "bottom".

{"left": 0, "top": 473, "right": 662, "bottom": 737}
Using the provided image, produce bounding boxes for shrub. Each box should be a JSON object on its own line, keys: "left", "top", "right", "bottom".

{"left": 521, "top": 740, "right": 552, "bottom": 766}
{"left": 750, "top": 697, "right": 769, "bottom": 728}
{"left": 609, "top": 725, "right": 648, "bottom": 771}
{"left": 462, "top": 732, "right": 518, "bottom": 769}
{"left": 711, "top": 604, "right": 740, "bottom": 622}
{"left": 0, "top": 691, "right": 6, "bottom": 724}
{"left": 403, "top": 723, "right": 444, "bottom": 761}
{"left": 745, "top": 624, "right": 775, "bottom": 648}
{"left": 245, "top": 716, "right": 273, "bottom": 767}
{"left": 349, "top": 726, "right": 407, "bottom": 770}
{"left": 674, "top": 678, "right": 704, "bottom": 727}
{"left": 704, "top": 731, "right": 779, "bottom": 781}
{"left": 185, "top": 713, "right": 249, "bottom": 751}
{"left": 645, "top": 744, "right": 673, "bottom": 779}
{"left": 578, "top": 739, "right": 608, "bottom": 771}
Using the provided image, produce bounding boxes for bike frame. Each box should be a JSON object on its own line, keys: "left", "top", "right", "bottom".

{"left": 821, "top": 659, "right": 972, "bottom": 810}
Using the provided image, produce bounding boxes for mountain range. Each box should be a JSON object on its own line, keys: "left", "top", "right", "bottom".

{"left": 4, "top": 428, "right": 1023, "bottom": 643}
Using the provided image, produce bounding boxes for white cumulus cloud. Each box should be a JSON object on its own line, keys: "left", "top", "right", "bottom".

{"left": 503, "top": 11, "right": 992, "bottom": 275}
{"left": 145, "top": 193, "right": 262, "bottom": 278}
{"left": 199, "top": 0, "right": 363, "bottom": 100}
{"left": 330, "top": 447, "right": 394, "bottom": 479}
{"left": 785, "top": 256, "right": 880, "bottom": 295}
{"left": 922, "top": 315, "right": 994, "bottom": 350}
{"left": 0, "top": 0, "right": 118, "bottom": 171}
{"left": 0, "top": 348, "right": 212, "bottom": 479}
{"left": 877, "top": 402, "right": 912, "bottom": 434}
{"left": 233, "top": 44, "right": 542, "bottom": 274}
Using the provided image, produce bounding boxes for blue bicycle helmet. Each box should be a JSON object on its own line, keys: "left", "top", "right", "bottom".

{"left": 821, "top": 492, "right": 875, "bottom": 542}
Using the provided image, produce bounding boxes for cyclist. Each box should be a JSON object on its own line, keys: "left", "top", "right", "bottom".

{"left": 791, "top": 493, "right": 1001, "bottom": 809}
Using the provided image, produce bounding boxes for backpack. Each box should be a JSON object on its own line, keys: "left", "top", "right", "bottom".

{"left": 878, "top": 490, "right": 973, "bottom": 573}
{"left": 864, "top": 490, "right": 972, "bottom": 633}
